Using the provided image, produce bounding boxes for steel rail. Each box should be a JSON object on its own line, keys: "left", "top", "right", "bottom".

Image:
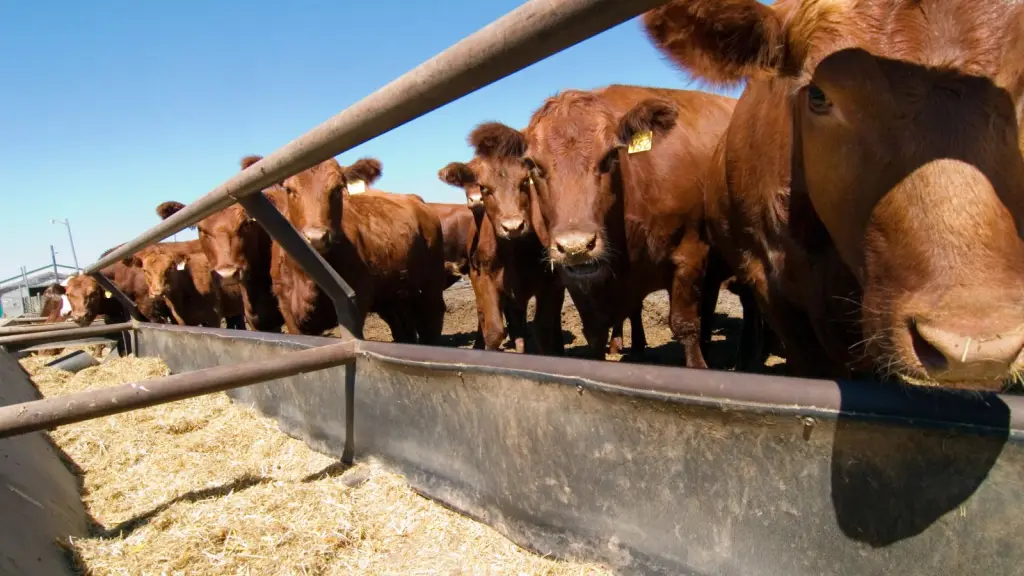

{"left": 84, "top": 0, "right": 669, "bottom": 275}
{"left": 0, "top": 322, "right": 134, "bottom": 348}
{"left": 0, "top": 322, "right": 81, "bottom": 336}
{"left": 0, "top": 340, "right": 358, "bottom": 439}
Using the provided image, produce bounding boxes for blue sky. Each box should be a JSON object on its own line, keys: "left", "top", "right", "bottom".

{"left": 0, "top": 0, "right": 742, "bottom": 281}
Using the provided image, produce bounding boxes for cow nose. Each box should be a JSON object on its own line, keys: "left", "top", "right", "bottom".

{"left": 554, "top": 232, "right": 598, "bottom": 258}
{"left": 910, "top": 319, "right": 1024, "bottom": 384}
{"left": 467, "top": 193, "right": 482, "bottom": 206}
{"left": 216, "top": 266, "right": 239, "bottom": 280}
{"left": 303, "top": 227, "right": 331, "bottom": 250}
{"left": 500, "top": 217, "right": 526, "bottom": 236}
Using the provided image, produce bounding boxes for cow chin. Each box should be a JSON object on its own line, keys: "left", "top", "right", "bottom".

{"left": 559, "top": 260, "right": 609, "bottom": 283}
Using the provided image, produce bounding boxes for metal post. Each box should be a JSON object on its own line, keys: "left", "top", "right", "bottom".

{"left": 239, "top": 194, "right": 359, "bottom": 339}
{"left": 50, "top": 245, "right": 59, "bottom": 281}
{"left": 90, "top": 273, "right": 147, "bottom": 323}
{"left": 0, "top": 339, "right": 358, "bottom": 439}
{"left": 20, "top": 266, "right": 29, "bottom": 314}
{"left": 52, "top": 218, "right": 81, "bottom": 272}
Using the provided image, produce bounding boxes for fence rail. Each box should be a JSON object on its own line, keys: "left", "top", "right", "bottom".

{"left": 84, "top": 0, "right": 667, "bottom": 285}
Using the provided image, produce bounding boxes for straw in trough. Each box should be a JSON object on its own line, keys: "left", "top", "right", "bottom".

{"left": 22, "top": 353, "right": 611, "bottom": 575}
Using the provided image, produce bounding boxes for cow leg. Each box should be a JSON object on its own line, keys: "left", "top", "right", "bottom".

{"left": 568, "top": 290, "right": 610, "bottom": 360}
{"left": 609, "top": 321, "right": 625, "bottom": 355}
{"left": 626, "top": 305, "right": 647, "bottom": 359}
{"left": 700, "top": 251, "right": 731, "bottom": 348}
{"left": 415, "top": 288, "right": 446, "bottom": 346}
{"left": 669, "top": 238, "right": 710, "bottom": 369}
{"left": 532, "top": 282, "right": 565, "bottom": 356}
{"left": 733, "top": 282, "right": 766, "bottom": 372}
{"left": 504, "top": 301, "right": 528, "bottom": 353}
{"left": 471, "top": 272, "right": 506, "bottom": 351}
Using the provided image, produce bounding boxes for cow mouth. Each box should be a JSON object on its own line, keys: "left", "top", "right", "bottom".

{"left": 562, "top": 260, "right": 605, "bottom": 279}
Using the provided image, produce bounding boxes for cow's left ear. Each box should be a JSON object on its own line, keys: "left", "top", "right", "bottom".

{"left": 615, "top": 98, "right": 679, "bottom": 150}
{"left": 345, "top": 158, "right": 383, "bottom": 189}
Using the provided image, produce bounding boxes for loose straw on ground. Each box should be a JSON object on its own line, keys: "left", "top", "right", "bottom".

{"left": 22, "top": 353, "right": 610, "bottom": 576}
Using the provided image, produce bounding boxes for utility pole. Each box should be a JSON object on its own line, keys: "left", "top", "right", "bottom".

{"left": 20, "top": 265, "right": 29, "bottom": 314}
{"left": 51, "top": 218, "right": 81, "bottom": 272}
{"left": 50, "top": 245, "right": 59, "bottom": 281}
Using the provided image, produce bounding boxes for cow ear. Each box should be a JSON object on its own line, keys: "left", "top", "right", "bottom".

{"left": 344, "top": 158, "right": 383, "bottom": 188}
{"left": 469, "top": 122, "right": 527, "bottom": 158}
{"left": 438, "top": 162, "right": 476, "bottom": 187}
{"left": 616, "top": 98, "right": 679, "bottom": 151}
{"left": 240, "top": 155, "right": 263, "bottom": 170}
{"left": 156, "top": 201, "right": 186, "bottom": 220}
{"left": 52, "top": 284, "right": 66, "bottom": 295}
{"left": 644, "top": 0, "right": 841, "bottom": 85}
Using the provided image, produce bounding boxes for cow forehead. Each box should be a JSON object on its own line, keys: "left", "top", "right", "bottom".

{"left": 787, "top": 0, "right": 1023, "bottom": 82}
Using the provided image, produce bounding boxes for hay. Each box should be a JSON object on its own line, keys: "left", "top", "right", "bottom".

{"left": 21, "top": 354, "right": 611, "bottom": 576}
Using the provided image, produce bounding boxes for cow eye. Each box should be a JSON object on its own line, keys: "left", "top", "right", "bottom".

{"left": 479, "top": 186, "right": 492, "bottom": 197}
{"left": 807, "top": 84, "right": 832, "bottom": 115}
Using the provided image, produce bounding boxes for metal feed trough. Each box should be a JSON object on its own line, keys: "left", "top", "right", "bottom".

{"left": 1, "top": 1, "right": 1022, "bottom": 574}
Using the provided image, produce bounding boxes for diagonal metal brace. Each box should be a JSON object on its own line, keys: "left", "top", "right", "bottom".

{"left": 239, "top": 192, "right": 360, "bottom": 464}
{"left": 91, "top": 272, "right": 147, "bottom": 323}
{"left": 238, "top": 193, "right": 361, "bottom": 340}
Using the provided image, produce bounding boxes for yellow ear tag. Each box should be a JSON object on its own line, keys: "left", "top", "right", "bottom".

{"left": 627, "top": 130, "right": 653, "bottom": 154}
{"left": 347, "top": 180, "right": 366, "bottom": 194}
{"left": 176, "top": 261, "right": 187, "bottom": 271}
{"left": 528, "top": 175, "right": 534, "bottom": 186}
{"left": 104, "top": 291, "right": 112, "bottom": 298}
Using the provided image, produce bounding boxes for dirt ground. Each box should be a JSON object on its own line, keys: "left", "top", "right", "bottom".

{"left": 359, "top": 279, "right": 786, "bottom": 372}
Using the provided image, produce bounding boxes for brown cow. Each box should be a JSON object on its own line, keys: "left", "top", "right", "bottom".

{"left": 479, "top": 85, "right": 735, "bottom": 366}
{"left": 267, "top": 155, "right": 447, "bottom": 342}
{"left": 40, "top": 284, "right": 68, "bottom": 323}
{"left": 64, "top": 246, "right": 170, "bottom": 326}
{"left": 154, "top": 201, "right": 247, "bottom": 330}
{"left": 643, "top": 0, "right": 1024, "bottom": 390}
{"left": 424, "top": 202, "right": 476, "bottom": 288}
{"left": 129, "top": 241, "right": 227, "bottom": 328}
{"left": 439, "top": 123, "right": 567, "bottom": 356}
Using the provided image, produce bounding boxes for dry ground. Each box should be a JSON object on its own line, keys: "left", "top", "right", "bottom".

{"left": 20, "top": 354, "right": 612, "bottom": 575}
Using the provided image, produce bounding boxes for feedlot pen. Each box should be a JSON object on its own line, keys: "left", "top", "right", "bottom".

{"left": 1, "top": 0, "right": 1023, "bottom": 575}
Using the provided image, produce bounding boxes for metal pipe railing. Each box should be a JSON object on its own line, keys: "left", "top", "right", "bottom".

{"left": 84, "top": 0, "right": 668, "bottom": 275}
{"left": 0, "top": 322, "right": 134, "bottom": 348}
{"left": 0, "top": 340, "right": 358, "bottom": 439}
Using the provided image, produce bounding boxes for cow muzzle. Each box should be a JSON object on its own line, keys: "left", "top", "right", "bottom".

{"left": 303, "top": 227, "right": 332, "bottom": 252}
{"left": 499, "top": 216, "right": 528, "bottom": 239}
{"left": 216, "top": 266, "right": 243, "bottom": 283}
{"left": 551, "top": 230, "right": 604, "bottom": 278}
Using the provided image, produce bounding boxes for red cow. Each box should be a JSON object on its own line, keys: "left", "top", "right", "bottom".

{"left": 64, "top": 246, "right": 170, "bottom": 326}
{"left": 153, "top": 201, "right": 247, "bottom": 330}
{"left": 477, "top": 85, "right": 735, "bottom": 366}
{"left": 643, "top": 0, "right": 1024, "bottom": 390}
{"left": 129, "top": 241, "right": 228, "bottom": 327}
{"left": 266, "top": 155, "right": 447, "bottom": 342}
{"left": 438, "top": 123, "right": 569, "bottom": 356}
{"left": 425, "top": 202, "right": 476, "bottom": 281}
{"left": 40, "top": 284, "right": 68, "bottom": 323}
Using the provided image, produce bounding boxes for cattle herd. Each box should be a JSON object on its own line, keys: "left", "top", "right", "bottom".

{"left": 44, "top": 0, "right": 1024, "bottom": 394}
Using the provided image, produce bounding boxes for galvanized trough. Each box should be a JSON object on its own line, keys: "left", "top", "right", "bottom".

{"left": 1, "top": 0, "right": 1022, "bottom": 574}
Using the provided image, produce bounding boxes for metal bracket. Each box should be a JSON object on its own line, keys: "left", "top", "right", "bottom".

{"left": 91, "top": 272, "right": 147, "bottom": 323}
{"left": 238, "top": 193, "right": 361, "bottom": 340}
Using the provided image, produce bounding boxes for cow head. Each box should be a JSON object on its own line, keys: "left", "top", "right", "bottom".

{"left": 516, "top": 91, "right": 677, "bottom": 282}
{"left": 644, "top": 0, "right": 1024, "bottom": 390}
{"left": 133, "top": 248, "right": 189, "bottom": 299}
{"left": 65, "top": 274, "right": 105, "bottom": 326}
{"left": 158, "top": 156, "right": 274, "bottom": 283}
{"left": 282, "top": 157, "right": 382, "bottom": 253}
{"left": 439, "top": 159, "right": 485, "bottom": 212}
